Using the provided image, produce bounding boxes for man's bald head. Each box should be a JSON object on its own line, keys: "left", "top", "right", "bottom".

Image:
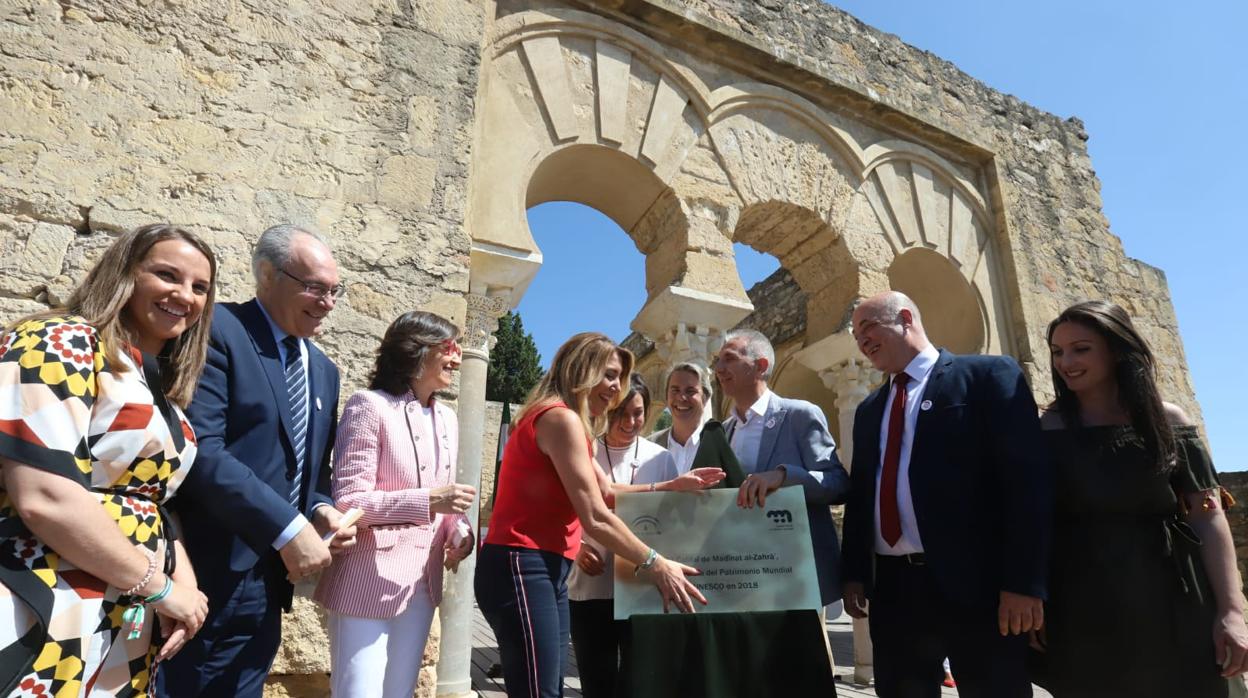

{"left": 851, "top": 291, "right": 930, "bottom": 374}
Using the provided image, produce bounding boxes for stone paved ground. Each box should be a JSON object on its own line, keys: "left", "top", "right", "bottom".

{"left": 471, "top": 606, "right": 1052, "bottom": 697}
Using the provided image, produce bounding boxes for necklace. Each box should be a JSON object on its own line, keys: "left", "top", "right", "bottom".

{"left": 601, "top": 437, "right": 640, "bottom": 484}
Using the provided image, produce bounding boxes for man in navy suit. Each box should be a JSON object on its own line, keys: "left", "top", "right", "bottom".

{"left": 715, "top": 329, "right": 851, "bottom": 607}
{"left": 840, "top": 291, "right": 1051, "bottom": 698}
{"left": 159, "top": 225, "right": 357, "bottom": 697}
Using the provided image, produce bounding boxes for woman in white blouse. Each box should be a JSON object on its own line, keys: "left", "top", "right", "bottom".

{"left": 567, "top": 373, "right": 723, "bottom": 698}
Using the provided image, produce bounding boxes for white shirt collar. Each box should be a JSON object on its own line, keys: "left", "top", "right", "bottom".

{"left": 670, "top": 420, "right": 704, "bottom": 448}
{"left": 735, "top": 388, "right": 773, "bottom": 423}
{"left": 897, "top": 344, "right": 939, "bottom": 384}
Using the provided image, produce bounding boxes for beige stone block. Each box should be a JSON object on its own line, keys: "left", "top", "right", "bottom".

{"left": 344, "top": 282, "right": 397, "bottom": 321}
{"left": 45, "top": 275, "right": 77, "bottom": 308}
{"left": 678, "top": 251, "right": 748, "bottom": 301}
{"left": 416, "top": 666, "right": 437, "bottom": 698}
{"left": 422, "top": 292, "right": 468, "bottom": 327}
{"left": 19, "top": 222, "right": 74, "bottom": 278}
{"left": 378, "top": 155, "right": 437, "bottom": 212}
{"left": 407, "top": 95, "right": 438, "bottom": 150}
{"left": 644, "top": 236, "right": 687, "bottom": 296}
{"left": 271, "top": 584, "right": 330, "bottom": 675}
{"left": 413, "top": 0, "right": 485, "bottom": 45}
{"left": 87, "top": 203, "right": 154, "bottom": 235}
{"left": 0, "top": 298, "right": 49, "bottom": 326}
{"left": 352, "top": 210, "right": 404, "bottom": 264}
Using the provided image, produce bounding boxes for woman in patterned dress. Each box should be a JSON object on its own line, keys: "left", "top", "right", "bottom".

{"left": 0, "top": 225, "right": 214, "bottom": 697}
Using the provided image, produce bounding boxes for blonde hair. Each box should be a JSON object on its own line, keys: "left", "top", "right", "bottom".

{"left": 516, "top": 332, "right": 635, "bottom": 439}
{"left": 9, "top": 224, "right": 218, "bottom": 407}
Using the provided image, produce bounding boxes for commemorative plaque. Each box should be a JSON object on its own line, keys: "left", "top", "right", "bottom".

{"left": 612, "top": 487, "right": 820, "bottom": 619}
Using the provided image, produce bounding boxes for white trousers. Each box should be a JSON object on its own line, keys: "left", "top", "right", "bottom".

{"left": 328, "top": 597, "right": 437, "bottom": 698}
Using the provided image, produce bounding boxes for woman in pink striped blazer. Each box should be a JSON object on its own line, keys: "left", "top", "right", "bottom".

{"left": 314, "top": 311, "right": 477, "bottom": 698}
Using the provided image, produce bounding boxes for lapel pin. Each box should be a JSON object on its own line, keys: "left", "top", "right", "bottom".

{"left": 315, "top": 396, "right": 323, "bottom": 411}
{"left": 920, "top": 399, "right": 932, "bottom": 411}
{"left": 765, "top": 417, "right": 776, "bottom": 429}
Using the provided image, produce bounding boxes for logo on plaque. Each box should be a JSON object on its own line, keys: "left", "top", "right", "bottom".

{"left": 766, "top": 509, "right": 793, "bottom": 530}
{"left": 631, "top": 514, "right": 662, "bottom": 535}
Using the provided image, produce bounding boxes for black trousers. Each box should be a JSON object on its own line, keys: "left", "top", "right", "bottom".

{"left": 569, "top": 599, "right": 621, "bottom": 698}
{"left": 869, "top": 555, "right": 1031, "bottom": 698}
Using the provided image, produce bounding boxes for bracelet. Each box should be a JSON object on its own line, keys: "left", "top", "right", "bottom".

{"left": 144, "top": 576, "right": 173, "bottom": 604}
{"left": 648, "top": 482, "right": 656, "bottom": 493}
{"left": 122, "top": 575, "right": 174, "bottom": 641}
{"left": 633, "top": 547, "right": 659, "bottom": 576}
{"left": 123, "top": 551, "right": 157, "bottom": 597}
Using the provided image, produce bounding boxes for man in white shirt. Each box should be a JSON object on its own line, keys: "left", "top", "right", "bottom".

{"left": 840, "top": 291, "right": 1050, "bottom": 698}
{"left": 648, "top": 362, "right": 711, "bottom": 474}
{"left": 714, "top": 329, "right": 850, "bottom": 607}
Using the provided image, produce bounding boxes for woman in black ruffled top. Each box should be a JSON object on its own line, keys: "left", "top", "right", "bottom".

{"left": 1035, "top": 300, "right": 1248, "bottom": 697}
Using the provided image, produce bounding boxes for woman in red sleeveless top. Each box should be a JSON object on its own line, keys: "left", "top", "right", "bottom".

{"left": 476, "top": 332, "right": 706, "bottom": 697}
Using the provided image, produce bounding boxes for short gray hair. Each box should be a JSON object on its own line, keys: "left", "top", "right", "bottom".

{"left": 664, "top": 361, "right": 712, "bottom": 400}
{"left": 252, "top": 224, "right": 330, "bottom": 284}
{"left": 724, "top": 328, "right": 775, "bottom": 379}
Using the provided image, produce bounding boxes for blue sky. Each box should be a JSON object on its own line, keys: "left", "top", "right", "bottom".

{"left": 515, "top": 1, "right": 1246, "bottom": 470}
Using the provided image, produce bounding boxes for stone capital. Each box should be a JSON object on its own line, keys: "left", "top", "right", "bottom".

{"left": 825, "top": 357, "right": 882, "bottom": 411}
{"left": 791, "top": 329, "right": 883, "bottom": 409}
{"left": 468, "top": 240, "right": 542, "bottom": 307}
{"left": 463, "top": 292, "right": 511, "bottom": 358}
{"left": 631, "top": 285, "right": 753, "bottom": 367}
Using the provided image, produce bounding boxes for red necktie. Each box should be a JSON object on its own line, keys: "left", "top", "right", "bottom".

{"left": 879, "top": 372, "right": 910, "bottom": 547}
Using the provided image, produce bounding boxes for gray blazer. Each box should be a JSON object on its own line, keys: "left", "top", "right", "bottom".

{"left": 723, "top": 392, "right": 850, "bottom": 605}
{"left": 648, "top": 427, "right": 671, "bottom": 449}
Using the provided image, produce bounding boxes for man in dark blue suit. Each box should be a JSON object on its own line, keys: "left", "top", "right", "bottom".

{"left": 841, "top": 291, "right": 1051, "bottom": 698}
{"left": 159, "top": 225, "right": 357, "bottom": 697}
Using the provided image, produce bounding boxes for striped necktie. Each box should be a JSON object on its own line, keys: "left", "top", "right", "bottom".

{"left": 282, "top": 335, "right": 308, "bottom": 508}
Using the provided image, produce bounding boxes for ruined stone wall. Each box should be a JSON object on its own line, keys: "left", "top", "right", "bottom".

{"left": 0, "top": 0, "right": 483, "bottom": 391}
{"left": 1219, "top": 472, "right": 1248, "bottom": 600}
{"left": 733, "top": 267, "right": 807, "bottom": 350}
{"left": 479, "top": 400, "right": 523, "bottom": 527}
{"left": 1, "top": 2, "right": 488, "bottom": 696}
{"left": 589, "top": 0, "right": 1197, "bottom": 416}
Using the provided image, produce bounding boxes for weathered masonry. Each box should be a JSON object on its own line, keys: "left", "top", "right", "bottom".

{"left": 0, "top": 1, "right": 1198, "bottom": 695}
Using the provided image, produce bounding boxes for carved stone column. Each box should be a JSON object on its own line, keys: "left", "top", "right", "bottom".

{"left": 823, "top": 357, "right": 882, "bottom": 686}
{"left": 649, "top": 322, "right": 728, "bottom": 423}
{"left": 795, "top": 332, "right": 882, "bottom": 686}
{"left": 632, "top": 285, "right": 752, "bottom": 420}
{"left": 437, "top": 291, "right": 510, "bottom": 698}
{"left": 821, "top": 357, "right": 881, "bottom": 468}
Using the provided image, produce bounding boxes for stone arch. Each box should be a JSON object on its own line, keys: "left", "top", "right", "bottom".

{"left": 732, "top": 201, "right": 859, "bottom": 340}
{"left": 468, "top": 7, "right": 751, "bottom": 309}
{"left": 888, "top": 247, "right": 986, "bottom": 354}
{"left": 857, "top": 147, "right": 1013, "bottom": 353}
{"left": 470, "top": 9, "right": 1014, "bottom": 358}
{"left": 525, "top": 145, "right": 698, "bottom": 297}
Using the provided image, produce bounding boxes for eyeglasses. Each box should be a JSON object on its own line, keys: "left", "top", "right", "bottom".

{"left": 439, "top": 339, "right": 462, "bottom": 357}
{"left": 279, "top": 268, "right": 346, "bottom": 301}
